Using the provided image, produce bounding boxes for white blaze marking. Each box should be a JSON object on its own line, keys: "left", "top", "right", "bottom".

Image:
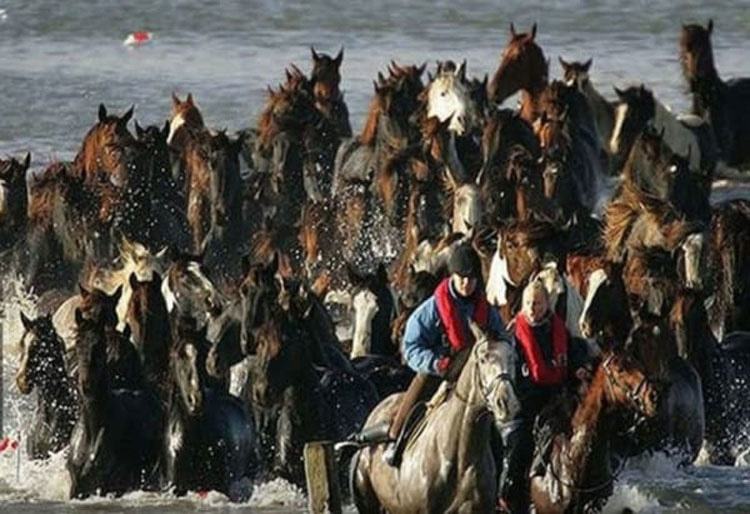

{"left": 579, "top": 268, "right": 608, "bottom": 335}
{"left": 609, "top": 103, "right": 629, "bottom": 155}
{"left": 167, "top": 112, "right": 186, "bottom": 145}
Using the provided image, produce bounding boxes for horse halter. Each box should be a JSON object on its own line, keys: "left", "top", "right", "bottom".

{"left": 602, "top": 354, "right": 649, "bottom": 414}
{"left": 455, "top": 338, "right": 516, "bottom": 408}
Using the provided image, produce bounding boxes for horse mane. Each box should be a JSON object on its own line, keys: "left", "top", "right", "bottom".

{"left": 257, "top": 88, "right": 284, "bottom": 150}
{"left": 360, "top": 90, "right": 385, "bottom": 147}
{"left": 680, "top": 22, "right": 718, "bottom": 84}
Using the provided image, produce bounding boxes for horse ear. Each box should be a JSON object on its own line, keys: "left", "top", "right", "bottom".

{"left": 417, "top": 62, "right": 427, "bottom": 76}
{"left": 583, "top": 58, "right": 592, "bottom": 72}
{"left": 186, "top": 93, "right": 195, "bottom": 105}
{"left": 20, "top": 311, "right": 33, "bottom": 331}
{"left": 78, "top": 282, "right": 91, "bottom": 297}
{"left": 120, "top": 105, "right": 135, "bottom": 128}
{"left": 161, "top": 120, "right": 170, "bottom": 138}
{"left": 134, "top": 120, "right": 144, "bottom": 138}
{"left": 457, "top": 59, "right": 467, "bottom": 81}
{"left": 613, "top": 86, "right": 626, "bottom": 99}
{"left": 558, "top": 56, "right": 569, "bottom": 70}
{"left": 376, "top": 262, "right": 389, "bottom": 284}
{"left": 707, "top": 19, "right": 713, "bottom": 34}
{"left": 22, "top": 152, "right": 31, "bottom": 171}
{"left": 468, "top": 319, "right": 486, "bottom": 342}
{"left": 334, "top": 46, "right": 344, "bottom": 67}
{"left": 346, "top": 263, "right": 364, "bottom": 287}
{"left": 171, "top": 92, "right": 181, "bottom": 107}
{"left": 241, "top": 254, "right": 251, "bottom": 276}
{"left": 129, "top": 271, "right": 139, "bottom": 289}
{"left": 509, "top": 22, "right": 517, "bottom": 38}
{"left": 530, "top": 22, "right": 537, "bottom": 40}
{"left": 74, "top": 308, "right": 84, "bottom": 327}
{"left": 98, "top": 103, "right": 107, "bottom": 123}
{"left": 310, "top": 45, "right": 320, "bottom": 62}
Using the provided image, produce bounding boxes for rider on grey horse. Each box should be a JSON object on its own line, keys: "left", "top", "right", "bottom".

{"left": 382, "top": 244, "right": 509, "bottom": 467}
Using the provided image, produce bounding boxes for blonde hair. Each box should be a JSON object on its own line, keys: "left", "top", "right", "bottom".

{"left": 522, "top": 278, "right": 549, "bottom": 307}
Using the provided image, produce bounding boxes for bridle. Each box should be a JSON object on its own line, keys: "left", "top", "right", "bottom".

{"left": 602, "top": 353, "right": 650, "bottom": 414}
{"left": 454, "top": 338, "right": 517, "bottom": 408}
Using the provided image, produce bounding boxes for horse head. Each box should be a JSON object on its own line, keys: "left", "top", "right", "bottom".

{"left": 489, "top": 22, "right": 547, "bottom": 105}
{"left": 310, "top": 46, "right": 343, "bottom": 103}
{"left": 73, "top": 307, "right": 109, "bottom": 399}
{"left": 347, "top": 263, "right": 395, "bottom": 358}
{"left": 625, "top": 310, "right": 677, "bottom": 384}
{"left": 680, "top": 20, "right": 716, "bottom": 85}
{"left": 0, "top": 153, "right": 29, "bottom": 229}
{"left": 465, "top": 321, "right": 521, "bottom": 423}
{"left": 610, "top": 84, "right": 656, "bottom": 161}
{"left": 162, "top": 251, "right": 223, "bottom": 324}
{"left": 426, "top": 59, "right": 479, "bottom": 135}
{"left": 16, "top": 312, "right": 66, "bottom": 395}
{"left": 239, "top": 252, "right": 285, "bottom": 354}
{"left": 170, "top": 316, "right": 206, "bottom": 416}
{"left": 559, "top": 56, "right": 593, "bottom": 91}
{"left": 168, "top": 92, "right": 205, "bottom": 146}
{"left": 125, "top": 271, "right": 167, "bottom": 351}
{"left": 579, "top": 262, "right": 631, "bottom": 347}
{"left": 599, "top": 349, "right": 659, "bottom": 419}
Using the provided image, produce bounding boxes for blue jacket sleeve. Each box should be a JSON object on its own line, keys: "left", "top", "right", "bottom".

{"left": 487, "top": 305, "right": 510, "bottom": 342}
{"left": 402, "top": 296, "right": 446, "bottom": 375}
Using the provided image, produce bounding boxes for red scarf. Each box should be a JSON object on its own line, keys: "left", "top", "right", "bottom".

{"left": 434, "top": 278, "right": 489, "bottom": 352}
{"left": 514, "top": 313, "right": 569, "bottom": 385}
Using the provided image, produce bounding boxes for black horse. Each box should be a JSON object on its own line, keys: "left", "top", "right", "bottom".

{"left": 67, "top": 309, "right": 162, "bottom": 499}
{"left": 163, "top": 315, "right": 257, "bottom": 501}
{"left": 15, "top": 312, "right": 77, "bottom": 460}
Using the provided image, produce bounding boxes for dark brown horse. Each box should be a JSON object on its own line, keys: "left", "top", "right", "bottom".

{"left": 680, "top": 20, "right": 750, "bottom": 168}
{"left": 534, "top": 81, "right": 609, "bottom": 219}
{"left": 707, "top": 199, "right": 750, "bottom": 337}
{"left": 670, "top": 288, "right": 750, "bottom": 464}
{"left": 559, "top": 57, "right": 615, "bottom": 166}
{"left": 310, "top": 46, "right": 352, "bottom": 139}
{"left": 0, "top": 152, "right": 30, "bottom": 253}
{"left": 488, "top": 22, "right": 548, "bottom": 122}
{"left": 478, "top": 109, "right": 556, "bottom": 224}
{"left": 183, "top": 129, "right": 243, "bottom": 263}
{"left": 530, "top": 350, "right": 659, "bottom": 514}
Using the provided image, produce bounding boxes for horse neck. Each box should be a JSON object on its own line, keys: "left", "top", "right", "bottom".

{"left": 450, "top": 353, "right": 495, "bottom": 468}
{"left": 520, "top": 81, "right": 548, "bottom": 123}
{"left": 565, "top": 368, "right": 610, "bottom": 485}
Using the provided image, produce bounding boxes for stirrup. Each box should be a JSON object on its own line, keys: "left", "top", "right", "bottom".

{"left": 352, "top": 420, "right": 393, "bottom": 444}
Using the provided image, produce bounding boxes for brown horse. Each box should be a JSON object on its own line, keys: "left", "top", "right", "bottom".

{"left": 486, "top": 218, "right": 568, "bottom": 322}
{"left": 183, "top": 130, "right": 243, "bottom": 262}
{"left": 578, "top": 261, "right": 632, "bottom": 348}
{"left": 0, "top": 152, "right": 30, "bottom": 253}
{"left": 25, "top": 162, "right": 102, "bottom": 290}
{"left": 489, "top": 22, "right": 548, "bottom": 122}
{"left": 680, "top": 20, "right": 750, "bottom": 168}
{"left": 350, "top": 323, "right": 520, "bottom": 514}
{"left": 72, "top": 104, "right": 136, "bottom": 188}
{"left": 167, "top": 92, "right": 205, "bottom": 150}
{"left": 530, "top": 350, "right": 659, "bottom": 514}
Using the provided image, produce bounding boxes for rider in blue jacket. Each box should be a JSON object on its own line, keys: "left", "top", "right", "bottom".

{"left": 383, "top": 243, "right": 509, "bottom": 466}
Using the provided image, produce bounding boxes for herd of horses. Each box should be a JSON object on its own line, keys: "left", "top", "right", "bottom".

{"left": 3, "top": 18, "right": 750, "bottom": 513}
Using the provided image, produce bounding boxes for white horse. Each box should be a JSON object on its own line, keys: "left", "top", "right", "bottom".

{"left": 426, "top": 60, "right": 480, "bottom": 136}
